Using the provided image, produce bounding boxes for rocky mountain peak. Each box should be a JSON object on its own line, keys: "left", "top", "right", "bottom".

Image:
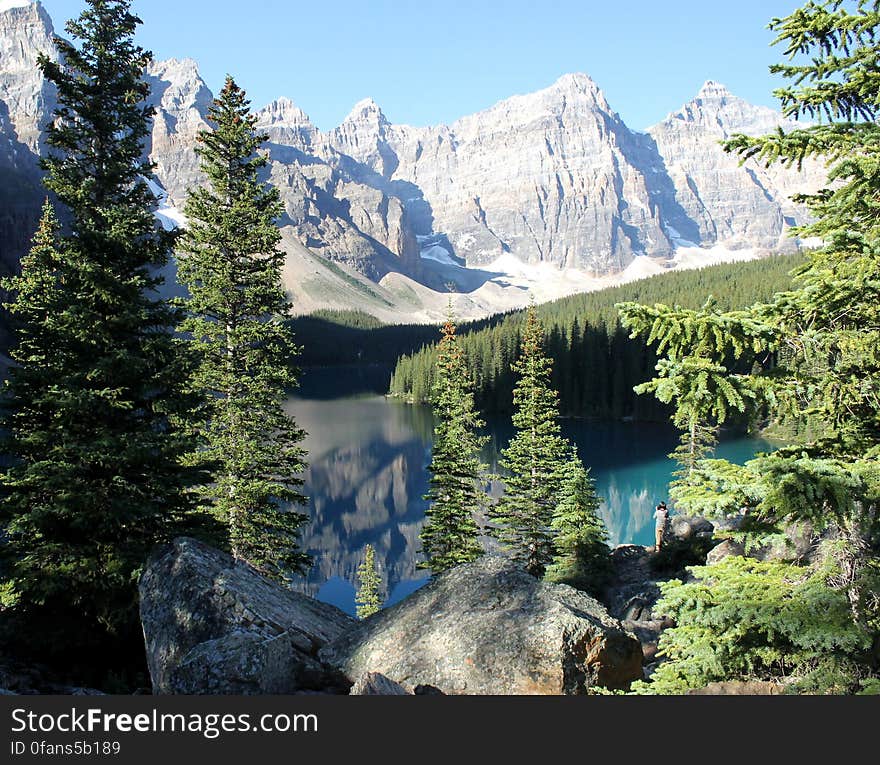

{"left": 147, "top": 58, "right": 212, "bottom": 113}
{"left": 0, "top": 0, "right": 53, "bottom": 41}
{"left": 647, "top": 79, "right": 824, "bottom": 251}
{"left": 662, "top": 80, "right": 792, "bottom": 138}
{"left": 255, "top": 96, "right": 318, "bottom": 151}
{"left": 0, "top": 1, "right": 40, "bottom": 15}
{"left": 341, "top": 97, "right": 388, "bottom": 127}
{"left": 258, "top": 96, "right": 313, "bottom": 128}
{"left": 331, "top": 96, "right": 396, "bottom": 173}
{"left": 143, "top": 58, "right": 213, "bottom": 205}
{"left": 551, "top": 71, "right": 603, "bottom": 97}
{"left": 0, "top": 0, "right": 830, "bottom": 324}
{"left": 543, "top": 71, "right": 612, "bottom": 114}
{"left": 696, "top": 79, "right": 733, "bottom": 100}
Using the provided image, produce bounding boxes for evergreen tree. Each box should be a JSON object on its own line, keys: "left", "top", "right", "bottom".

{"left": 618, "top": 0, "right": 880, "bottom": 692}
{"left": 355, "top": 544, "right": 383, "bottom": 619}
{"left": 0, "top": 1, "right": 204, "bottom": 674}
{"left": 387, "top": 254, "right": 802, "bottom": 420}
{"left": 489, "top": 304, "right": 572, "bottom": 577}
{"left": 419, "top": 312, "right": 486, "bottom": 574}
{"left": 633, "top": 555, "right": 874, "bottom": 695}
{"left": 178, "top": 76, "right": 310, "bottom": 582}
{"left": 545, "top": 454, "right": 611, "bottom": 596}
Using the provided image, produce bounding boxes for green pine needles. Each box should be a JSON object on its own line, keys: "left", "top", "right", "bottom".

{"left": 545, "top": 456, "right": 611, "bottom": 596}
{"left": 634, "top": 553, "right": 876, "bottom": 695}
{"left": 177, "top": 76, "right": 311, "bottom": 582}
{"left": 419, "top": 313, "right": 486, "bottom": 574}
{"left": 489, "top": 305, "right": 585, "bottom": 577}
{"left": 619, "top": 0, "right": 880, "bottom": 693}
{"left": 0, "top": 0, "right": 208, "bottom": 667}
{"left": 355, "top": 544, "right": 384, "bottom": 619}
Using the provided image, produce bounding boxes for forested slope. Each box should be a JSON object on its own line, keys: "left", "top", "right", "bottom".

{"left": 387, "top": 254, "right": 805, "bottom": 420}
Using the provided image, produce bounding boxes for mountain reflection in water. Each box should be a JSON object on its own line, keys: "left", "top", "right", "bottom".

{"left": 284, "top": 366, "right": 771, "bottom": 615}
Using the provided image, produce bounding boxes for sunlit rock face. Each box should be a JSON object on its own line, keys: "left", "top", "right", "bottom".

{"left": 0, "top": 2, "right": 828, "bottom": 319}
{"left": 646, "top": 80, "right": 826, "bottom": 251}
{"left": 0, "top": 0, "right": 56, "bottom": 282}
{"left": 143, "top": 57, "right": 213, "bottom": 205}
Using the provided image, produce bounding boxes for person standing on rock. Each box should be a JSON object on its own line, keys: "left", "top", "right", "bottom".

{"left": 654, "top": 502, "right": 669, "bottom": 551}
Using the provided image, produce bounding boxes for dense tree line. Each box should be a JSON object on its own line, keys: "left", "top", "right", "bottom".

{"left": 289, "top": 309, "right": 503, "bottom": 367}
{"left": 388, "top": 254, "right": 805, "bottom": 421}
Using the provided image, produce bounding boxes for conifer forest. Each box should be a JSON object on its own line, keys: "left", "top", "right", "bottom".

{"left": 0, "top": 0, "right": 877, "bottom": 700}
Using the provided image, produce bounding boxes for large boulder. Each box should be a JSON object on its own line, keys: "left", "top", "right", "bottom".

{"left": 319, "top": 555, "right": 643, "bottom": 694}
{"left": 139, "top": 538, "right": 356, "bottom": 694}
{"left": 668, "top": 515, "right": 714, "bottom": 542}
{"left": 706, "top": 538, "right": 746, "bottom": 565}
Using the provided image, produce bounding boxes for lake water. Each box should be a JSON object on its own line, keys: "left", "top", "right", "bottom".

{"left": 286, "top": 366, "right": 772, "bottom": 615}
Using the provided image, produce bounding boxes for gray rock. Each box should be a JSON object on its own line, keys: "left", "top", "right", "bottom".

{"left": 706, "top": 539, "right": 746, "bottom": 565}
{"left": 669, "top": 515, "right": 714, "bottom": 541}
{"left": 413, "top": 684, "right": 445, "bottom": 695}
{"left": 647, "top": 81, "right": 826, "bottom": 253}
{"left": 167, "top": 631, "right": 332, "bottom": 695}
{"left": 0, "top": 0, "right": 57, "bottom": 282}
{"left": 711, "top": 512, "right": 747, "bottom": 533}
{"left": 349, "top": 672, "right": 411, "bottom": 696}
{"left": 139, "top": 537, "right": 356, "bottom": 695}
{"left": 320, "top": 555, "right": 643, "bottom": 695}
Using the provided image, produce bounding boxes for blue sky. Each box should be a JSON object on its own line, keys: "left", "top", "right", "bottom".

{"left": 38, "top": 0, "right": 804, "bottom": 131}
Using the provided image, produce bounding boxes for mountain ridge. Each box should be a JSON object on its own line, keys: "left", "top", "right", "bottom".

{"left": 0, "top": 1, "right": 827, "bottom": 324}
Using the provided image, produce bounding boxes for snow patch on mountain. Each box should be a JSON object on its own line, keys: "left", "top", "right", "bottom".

{"left": 144, "top": 176, "right": 187, "bottom": 231}
{"left": 420, "top": 244, "right": 458, "bottom": 266}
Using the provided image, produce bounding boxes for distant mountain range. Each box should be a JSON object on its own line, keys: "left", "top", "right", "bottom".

{"left": 0, "top": 1, "right": 827, "bottom": 322}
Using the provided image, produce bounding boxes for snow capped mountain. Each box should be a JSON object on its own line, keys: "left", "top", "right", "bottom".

{"left": 0, "top": 1, "right": 828, "bottom": 323}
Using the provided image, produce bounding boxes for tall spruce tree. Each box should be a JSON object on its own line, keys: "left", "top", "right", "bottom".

{"left": 355, "top": 544, "right": 383, "bottom": 619}
{"left": 619, "top": 0, "right": 880, "bottom": 692}
{"left": 489, "top": 304, "right": 572, "bottom": 577}
{"left": 545, "top": 454, "right": 611, "bottom": 596}
{"left": 0, "top": 1, "right": 203, "bottom": 672}
{"left": 419, "top": 312, "right": 486, "bottom": 574}
{"left": 178, "top": 76, "right": 310, "bottom": 582}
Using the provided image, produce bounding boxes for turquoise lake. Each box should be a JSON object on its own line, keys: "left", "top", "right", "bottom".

{"left": 286, "top": 366, "right": 773, "bottom": 615}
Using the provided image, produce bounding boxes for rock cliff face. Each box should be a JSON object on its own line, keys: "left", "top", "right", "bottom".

{"left": 143, "top": 57, "right": 212, "bottom": 204}
{"left": 647, "top": 80, "right": 826, "bottom": 251}
{"left": 0, "top": 0, "right": 54, "bottom": 157}
{"left": 0, "top": 1, "right": 829, "bottom": 323}
{"left": 366, "top": 73, "right": 675, "bottom": 274}
{"left": 0, "top": 0, "right": 55, "bottom": 281}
